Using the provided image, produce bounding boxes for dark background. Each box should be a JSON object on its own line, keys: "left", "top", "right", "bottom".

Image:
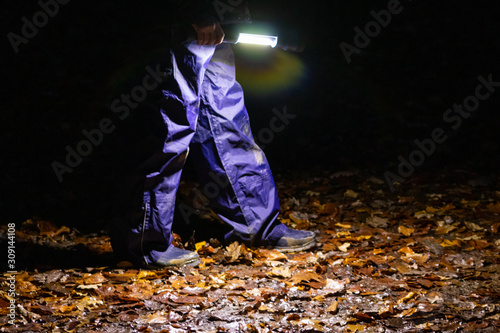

{"left": 1, "top": 0, "right": 499, "bottom": 231}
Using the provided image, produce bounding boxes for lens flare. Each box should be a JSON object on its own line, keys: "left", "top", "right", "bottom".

{"left": 235, "top": 47, "right": 306, "bottom": 96}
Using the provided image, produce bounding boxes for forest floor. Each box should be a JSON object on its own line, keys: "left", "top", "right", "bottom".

{"left": 1, "top": 169, "right": 500, "bottom": 332}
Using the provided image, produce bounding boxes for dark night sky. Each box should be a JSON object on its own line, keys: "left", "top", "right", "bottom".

{"left": 1, "top": 0, "right": 499, "bottom": 229}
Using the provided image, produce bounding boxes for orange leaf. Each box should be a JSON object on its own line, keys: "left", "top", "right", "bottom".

{"left": 435, "top": 224, "right": 457, "bottom": 235}
{"left": 327, "top": 301, "right": 339, "bottom": 314}
{"left": 83, "top": 272, "right": 106, "bottom": 285}
{"left": 57, "top": 304, "right": 77, "bottom": 314}
{"left": 474, "top": 240, "right": 491, "bottom": 249}
{"left": 398, "top": 307, "right": 417, "bottom": 317}
{"left": 253, "top": 248, "right": 288, "bottom": 261}
{"left": 442, "top": 203, "right": 456, "bottom": 211}
{"left": 426, "top": 206, "right": 440, "bottom": 214}
{"left": 169, "top": 276, "right": 187, "bottom": 290}
{"left": 398, "top": 225, "right": 414, "bottom": 236}
{"left": 398, "top": 246, "right": 415, "bottom": 256}
{"left": 440, "top": 239, "right": 460, "bottom": 247}
{"left": 397, "top": 291, "right": 416, "bottom": 304}
{"left": 346, "top": 324, "right": 366, "bottom": 332}
{"left": 288, "top": 271, "right": 324, "bottom": 285}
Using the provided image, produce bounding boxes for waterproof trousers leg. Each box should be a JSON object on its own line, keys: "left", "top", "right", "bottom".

{"left": 117, "top": 41, "right": 286, "bottom": 266}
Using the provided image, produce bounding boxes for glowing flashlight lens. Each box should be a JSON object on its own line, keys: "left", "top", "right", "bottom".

{"left": 236, "top": 33, "right": 278, "bottom": 48}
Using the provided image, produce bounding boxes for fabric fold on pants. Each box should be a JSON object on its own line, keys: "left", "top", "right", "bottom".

{"left": 115, "top": 41, "right": 285, "bottom": 266}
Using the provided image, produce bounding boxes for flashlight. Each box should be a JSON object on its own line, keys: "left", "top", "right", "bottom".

{"left": 180, "top": 23, "right": 304, "bottom": 52}
{"left": 234, "top": 32, "right": 278, "bottom": 48}
{"left": 235, "top": 33, "right": 278, "bottom": 47}
{"left": 226, "top": 25, "right": 304, "bottom": 52}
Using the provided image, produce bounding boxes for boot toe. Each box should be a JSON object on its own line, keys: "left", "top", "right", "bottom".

{"left": 273, "top": 228, "right": 316, "bottom": 253}
{"left": 152, "top": 246, "right": 201, "bottom": 267}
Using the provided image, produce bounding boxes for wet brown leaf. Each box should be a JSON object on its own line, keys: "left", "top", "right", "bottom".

{"left": 83, "top": 272, "right": 106, "bottom": 285}
{"left": 225, "top": 241, "right": 250, "bottom": 263}
{"left": 268, "top": 266, "right": 292, "bottom": 278}
{"left": 326, "top": 300, "right": 338, "bottom": 313}
{"left": 253, "top": 248, "right": 288, "bottom": 261}
{"left": 487, "top": 202, "right": 500, "bottom": 214}
{"left": 289, "top": 271, "right": 325, "bottom": 288}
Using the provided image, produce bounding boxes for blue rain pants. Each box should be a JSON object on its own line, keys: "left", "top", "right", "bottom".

{"left": 120, "top": 41, "right": 287, "bottom": 266}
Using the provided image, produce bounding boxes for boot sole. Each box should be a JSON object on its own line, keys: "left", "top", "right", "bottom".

{"left": 144, "top": 256, "right": 201, "bottom": 269}
{"left": 274, "top": 239, "right": 316, "bottom": 253}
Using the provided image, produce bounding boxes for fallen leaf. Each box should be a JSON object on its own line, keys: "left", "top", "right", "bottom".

{"left": 397, "top": 307, "right": 417, "bottom": 317}
{"left": 57, "top": 304, "right": 76, "bottom": 314}
{"left": 338, "top": 242, "right": 351, "bottom": 252}
{"left": 398, "top": 246, "right": 415, "bottom": 255}
{"left": 440, "top": 239, "right": 460, "bottom": 247}
{"left": 169, "top": 276, "right": 187, "bottom": 290}
{"left": 435, "top": 222, "right": 457, "bottom": 235}
{"left": 178, "top": 286, "right": 208, "bottom": 295}
{"left": 487, "top": 202, "right": 500, "bottom": 214}
{"left": 224, "top": 279, "right": 247, "bottom": 290}
{"left": 75, "top": 296, "right": 103, "bottom": 311}
{"left": 464, "top": 222, "right": 483, "bottom": 231}
{"left": 397, "top": 291, "right": 416, "bottom": 304}
{"left": 398, "top": 225, "right": 415, "bottom": 236}
{"left": 83, "top": 272, "right": 106, "bottom": 285}
{"left": 474, "top": 239, "right": 491, "bottom": 249}
{"left": 17, "top": 280, "right": 38, "bottom": 296}
{"left": 199, "top": 257, "right": 216, "bottom": 269}
{"left": 77, "top": 284, "right": 101, "bottom": 290}
{"left": 416, "top": 278, "right": 434, "bottom": 288}
{"left": 153, "top": 292, "right": 205, "bottom": 305}
{"left": 345, "top": 190, "right": 359, "bottom": 198}
{"left": 135, "top": 312, "right": 168, "bottom": 324}
{"left": 258, "top": 303, "right": 275, "bottom": 312}
{"left": 323, "top": 278, "right": 346, "bottom": 294}
{"left": 124, "top": 281, "right": 155, "bottom": 300}
{"left": 268, "top": 266, "right": 292, "bottom": 278}
{"left": 321, "top": 202, "right": 339, "bottom": 216}
{"left": 327, "top": 300, "right": 339, "bottom": 313}
{"left": 36, "top": 220, "right": 62, "bottom": 237}
{"left": 195, "top": 241, "right": 206, "bottom": 252}
{"left": 366, "top": 216, "right": 388, "bottom": 228}
{"left": 253, "top": 248, "right": 288, "bottom": 261}
{"left": 426, "top": 206, "right": 441, "bottom": 214}
{"left": 289, "top": 211, "right": 310, "bottom": 229}
{"left": 414, "top": 211, "right": 434, "bottom": 219}
{"left": 135, "top": 270, "right": 158, "bottom": 280}
{"left": 289, "top": 271, "right": 324, "bottom": 286}
{"left": 346, "top": 324, "right": 366, "bottom": 332}
{"left": 225, "top": 241, "right": 243, "bottom": 263}
{"left": 353, "top": 312, "right": 374, "bottom": 322}
{"left": 287, "top": 313, "right": 301, "bottom": 321}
